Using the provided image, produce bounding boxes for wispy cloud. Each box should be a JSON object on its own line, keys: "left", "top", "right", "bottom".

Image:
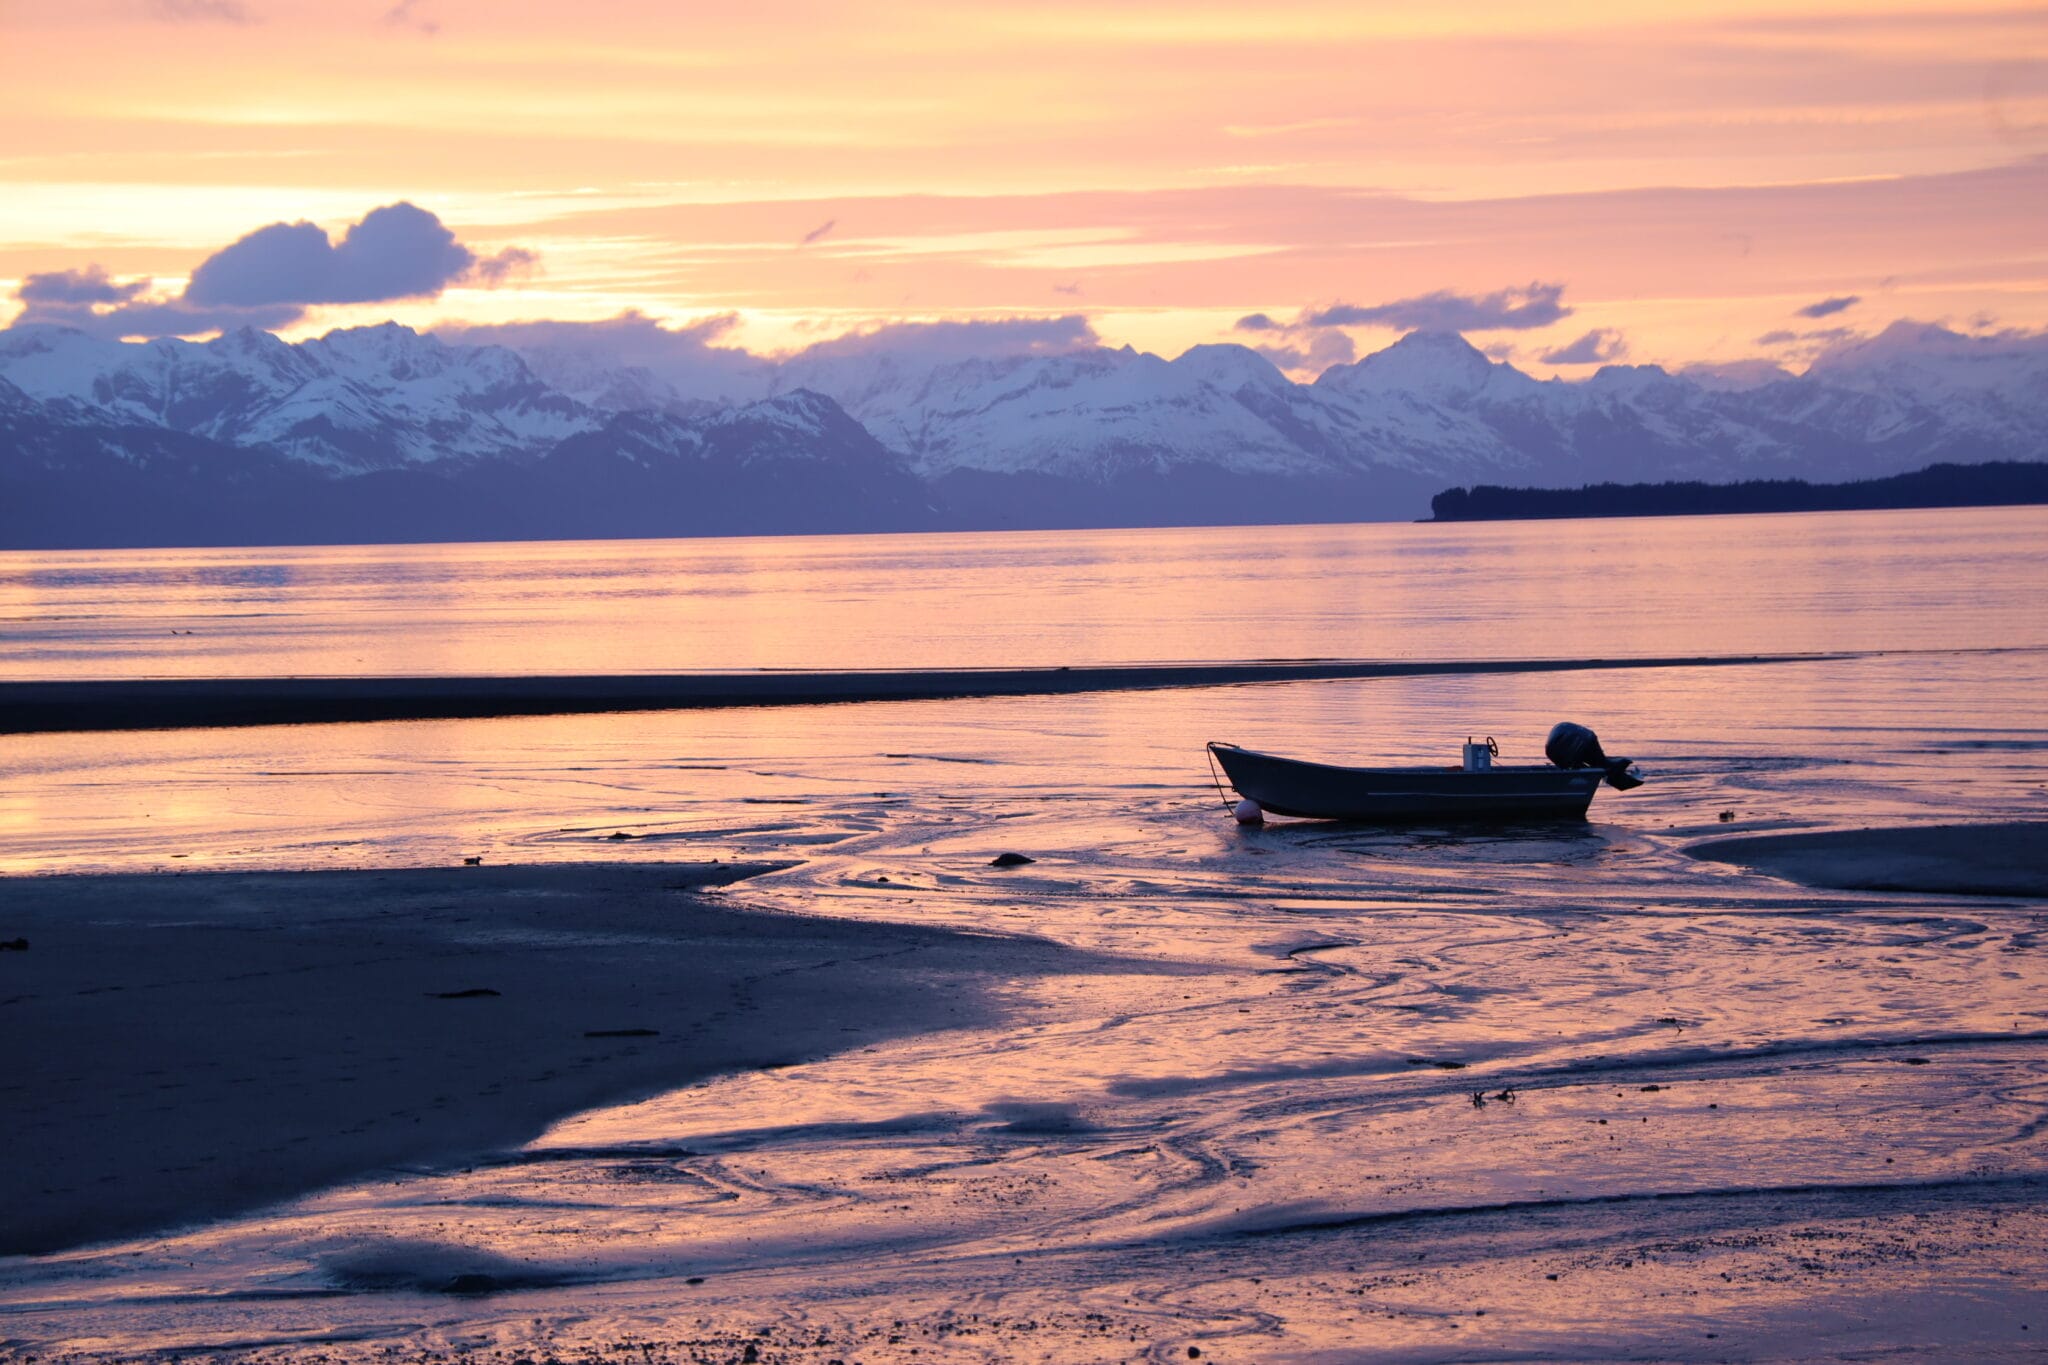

{"left": 147, "top": 0, "right": 258, "bottom": 23}
{"left": 799, "top": 219, "right": 838, "bottom": 246}
{"left": 467, "top": 247, "right": 539, "bottom": 286}
{"left": 383, "top": 0, "right": 439, "bottom": 35}
{"left": 1222, "top": 116, "right": 1361, "bottom": 139}
{"left": 1538, "top": 327, "right": 1627, "bottom": 365}
{"left": 1758, "top": 326, "right": 1860, "bottom": 347}
{"left": 1795, "top": 294, "right": 1861, "bottom": 319}
{"left": 1754, "top": 324, "right": 1864, "bottom": 363}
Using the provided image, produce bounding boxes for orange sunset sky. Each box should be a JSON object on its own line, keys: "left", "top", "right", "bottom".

{"left": 3, "top": 0, "right": 2045, "bottom": 376}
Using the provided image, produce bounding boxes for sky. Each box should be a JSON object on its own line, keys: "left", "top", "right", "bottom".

{"left": 3, "top": 0, "right": 2045, "bottom": 377}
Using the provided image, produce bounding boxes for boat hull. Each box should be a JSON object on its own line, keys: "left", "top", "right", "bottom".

{"left": 1208, "top": 742, "right": 1604, "bottom": 822}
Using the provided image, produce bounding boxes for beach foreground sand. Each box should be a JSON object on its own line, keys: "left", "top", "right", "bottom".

{"left": 1688, "top": 821, "right": 2048, "bottom": 897}
{"left": 0, "top": 861, "right": 1122, "bottom": 1256}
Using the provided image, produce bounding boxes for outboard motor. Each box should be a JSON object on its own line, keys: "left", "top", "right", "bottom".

{"left": 1546, "top": 721, "right": 1644, "bottom": 791}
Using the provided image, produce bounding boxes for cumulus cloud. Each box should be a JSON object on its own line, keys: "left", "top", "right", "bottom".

{"left": 1304, "top": 282, "right": 1571, "bottom": 332}
{"left": 1537, "top": 328, "right": 1628, "bottom": 365}
{"left": 437, "top": 309, "right": 742, "bottom": 358}
{"left": 17, "top": 266, "right": 150, "bottom": 306}
{"left": 1796, "top": 294, "right": 1861, "bottom": 319}
{"left": 789, "top": 315, "right": 1100, "bottom": 364}
{"left": 186, "top": 202, "right": 523, "bottom": 307}
{"left": 435, "top": 311, "right": 770, "bottom": 407}
{"left": 10, "top": 203, "right": 536, "bottom": 339}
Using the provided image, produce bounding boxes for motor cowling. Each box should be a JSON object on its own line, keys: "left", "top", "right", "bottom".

{"left": 1545, "top": 721, "right": 1644, "bottom": 791}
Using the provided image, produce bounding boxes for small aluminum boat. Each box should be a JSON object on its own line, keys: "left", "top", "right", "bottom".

{"left": 1207, "top": 739, "right": 1621, "bottom": 823}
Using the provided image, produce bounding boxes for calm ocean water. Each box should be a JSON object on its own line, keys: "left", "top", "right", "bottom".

{"left": 4, "top": 507, "right": 2047, "bottom": 1360}
{"left": 2, "top": 506, "right": 2044, "bottom": 681}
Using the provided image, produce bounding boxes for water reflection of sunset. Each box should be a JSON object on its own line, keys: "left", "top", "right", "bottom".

{"left": 2, "top": 508, "right": 2042, "bottom": 682}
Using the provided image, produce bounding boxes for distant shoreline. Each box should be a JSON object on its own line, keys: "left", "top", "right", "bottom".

{"left": 1428, "top": 461, "right": 2048, "bottom": 523}
{"left": 0, "top": 653, "right": 1858, "bottom": 734}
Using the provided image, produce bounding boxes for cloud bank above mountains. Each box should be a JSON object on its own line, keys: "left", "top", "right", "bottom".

{"left": 11, "top": 204, "right": 532, "bottom": 341}
{"left": 1301, "top": 284, "right": 1573, "bottom": 334}
{"left": 1236, "top": 284, "right": 1588, "bottom": 374}
{"left": 8, "top": 198, "right": 2044, "bottom": 396}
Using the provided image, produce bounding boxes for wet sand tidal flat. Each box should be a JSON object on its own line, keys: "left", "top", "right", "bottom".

{"left": 1, "top": 861, "right": 1143, "bottom": 1259}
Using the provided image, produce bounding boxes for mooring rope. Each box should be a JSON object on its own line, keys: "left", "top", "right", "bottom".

{"left": 1204, "top": 743, "right": 1241, "bottom": 814}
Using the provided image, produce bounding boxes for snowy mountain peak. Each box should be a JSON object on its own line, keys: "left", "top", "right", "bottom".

{"left": 1316, "top": 330, "right": 1526, "bottom": 401}
{"left": 1806, "top": 320, "right": 2048, "bottom": 390}
{"left": 1678, "top": 359, "right": 1798, "bottom": 391}
{"left": 306, "top": 322, "right": 458, "bottom": 382}
{"left": 1169, "top": 343, "right": 1289, "bottom": 394}
{"left": 0, "top": 324, "right": 136, "bottom": 405}
{"left": 209, "top": 324, "right": 291, "bottom": 359}
{"left": 0, "top": 322, "right": 86, "bottom": 362}
{"left": 713, "top": 387, "right": 841, "bottom": 439}
{"left": 204, "top": 325, "right": 318, "bottom": 386}
{"left": 301, "top": 321, "right": 534, "bottom": 392}
{"left": 1587, "top": 363, "right": 1680, "bottom": 393}
{"left": 1814, "top": 319, "right": 1967, "bottom": 366}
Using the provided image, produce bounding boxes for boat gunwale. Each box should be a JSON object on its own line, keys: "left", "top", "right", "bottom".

{"left": 1205, "top": 740, "right": 1598, "bottom": 781}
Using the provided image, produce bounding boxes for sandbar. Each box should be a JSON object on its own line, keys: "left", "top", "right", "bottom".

{"left": 0, "top": 652, "right": 1853, "bottom": 733}
{"left": 0, "top": 861, "right": 1118, "bottom": 1256}
{"left": 1688, "top": 822, "right": 2048, "bottom": 897}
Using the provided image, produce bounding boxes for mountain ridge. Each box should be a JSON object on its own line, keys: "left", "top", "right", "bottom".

{"left": 3, "top": 318, "right": 2043, "bottom": 547}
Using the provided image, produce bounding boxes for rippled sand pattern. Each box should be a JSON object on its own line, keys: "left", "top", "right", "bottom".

{"left": 4, "top": 648, "right": 2045, "bottom": 1361}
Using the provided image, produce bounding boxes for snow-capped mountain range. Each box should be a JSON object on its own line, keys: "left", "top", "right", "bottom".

{"left": 2, "top": 317, "right": 2042, "bottom": 546}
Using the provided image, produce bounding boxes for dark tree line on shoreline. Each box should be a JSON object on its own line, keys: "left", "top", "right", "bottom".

{"left": 1429, "top": 461, "right": 2048, "bottom": 523}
